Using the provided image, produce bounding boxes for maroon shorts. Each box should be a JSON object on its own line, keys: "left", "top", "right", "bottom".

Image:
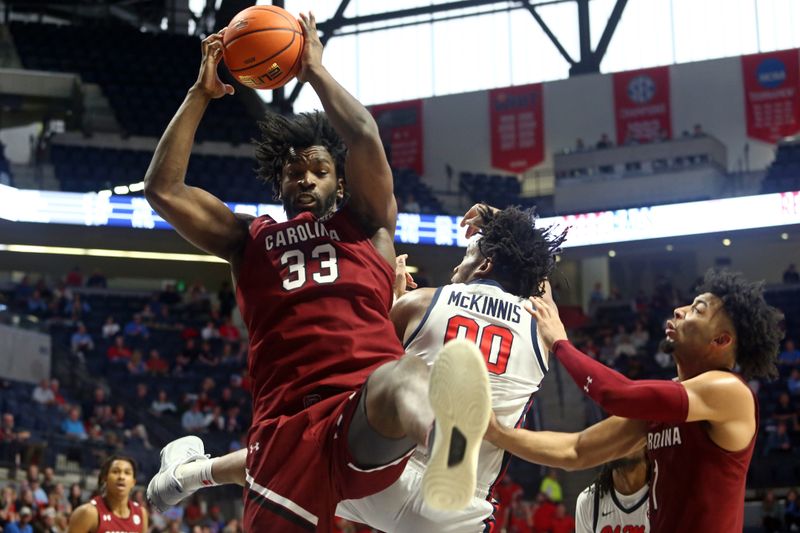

{"left": 242, "top": 389, "right": 412, "bottom": 533}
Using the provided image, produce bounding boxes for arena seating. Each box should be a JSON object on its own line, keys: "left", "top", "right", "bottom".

{"left": 459, "top": 172, "right": 522, "bottom": 210}
{"left": 762, "top": 139, "right": 800, "bottom": 193}
{"left": 9, "top": 21, "right": 259, "bottom": 144}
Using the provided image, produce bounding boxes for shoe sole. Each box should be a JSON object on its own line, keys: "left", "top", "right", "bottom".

{"left": 147, "top": 435, "right": 205, "bottom": 511}
{"left": 422, "top": 339, "right": 491, "bottom": 511}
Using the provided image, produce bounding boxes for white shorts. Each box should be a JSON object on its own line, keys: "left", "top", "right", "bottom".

{"left": 335, "top": 458, "right": 495, "bottom": 533}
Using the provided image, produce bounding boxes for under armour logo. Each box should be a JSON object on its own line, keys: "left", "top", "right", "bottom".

{"left": 249, "top": 442, "right": 260, "bottom": 454}
{"left": 102, "top": 514, "right": 112, "bottom": 522}
{"left": 584, "top": 376, "right": 593, "bottom": 393}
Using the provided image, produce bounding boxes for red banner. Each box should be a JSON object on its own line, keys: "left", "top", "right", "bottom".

{"left": 489, "top": 84, "right": 544, "bottom": 173}
{"left": 742, "top": 49, "right": 800, "bottom": 144}
{"left": 370, "top": 99, "right": 424, "bottom": 175}
{"left": 613, "top": 66, "right": 672, "bottom": 145}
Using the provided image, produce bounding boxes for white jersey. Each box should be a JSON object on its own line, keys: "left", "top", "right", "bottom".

{"left": 337, "top": 280, "right": 549, "bottom": 532}
{"left": 575, "top": 483, "right": 649, "bottom": 533}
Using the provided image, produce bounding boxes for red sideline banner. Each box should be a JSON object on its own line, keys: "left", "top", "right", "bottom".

{"left": 741, "top": 49, "right": 800, "bottom": 144}
{"left": 613, "top": 66, "right": 671, "bottom": 145}
{"left": 489, "top": 84, "right": 544, "bottom": 173}
{"left": 370, "top": 99, "right": 424, "bottom": 175}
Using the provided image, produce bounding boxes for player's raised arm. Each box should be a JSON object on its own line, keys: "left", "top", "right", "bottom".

{"left": 486, "top": 414, "right": 647, "bottom": 471}
{"left": 144, "top": 29, "right": 250, "bottom": 263}
{"left": 297, "top": 12, "right": 396, "bottom": 235}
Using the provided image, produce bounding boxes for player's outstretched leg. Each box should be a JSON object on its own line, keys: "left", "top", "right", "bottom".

{"left": 146, "top": 436, "right": 211, "bottom": 511}
{"left": 422, "top": 339, "right": 492, "bottom": 511}
{"left": 147, "top": 438, "right": 247, "bottom": 511}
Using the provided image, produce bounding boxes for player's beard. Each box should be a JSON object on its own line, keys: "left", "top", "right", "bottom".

{"left": 284, "top": 191, "right": 337, "bottom": 219}
{"left": 660, "top": 337, "right": 675, "bottom": 354}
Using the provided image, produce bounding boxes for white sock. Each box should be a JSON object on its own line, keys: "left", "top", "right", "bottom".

{"left": 174, "top": 457, "right": 218, "bottom": 491}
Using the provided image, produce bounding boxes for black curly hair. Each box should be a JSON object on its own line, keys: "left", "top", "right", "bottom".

{"left": 254, "top": 111, "right": 347, "bottom": 199}
{"left": 697, "top": 269, "right": 784, "bottom": 380}
{"left": 476, "top": 205, "right": 568, "bottom": 299}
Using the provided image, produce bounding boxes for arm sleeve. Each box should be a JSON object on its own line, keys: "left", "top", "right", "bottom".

{"left": 553, "top": 340, "right": 689, "bottom": 424}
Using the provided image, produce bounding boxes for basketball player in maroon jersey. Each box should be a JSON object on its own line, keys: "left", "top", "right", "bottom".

{"left": 487, "top": 269, "right": 783, "bottom": 532}
{"left": 67, "top": 456, "right": 147, "bottom": 533}
{"left": 143, "top": 11, "right": 490, "bottom": 533}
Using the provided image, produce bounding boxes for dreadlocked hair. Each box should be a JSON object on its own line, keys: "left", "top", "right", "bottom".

{"left": 97, "top": 454, "right": 137, "bottom": 495}
{"left": 697, "top": 268, "right": 784, "bottom": 380}
{"left": 593, "top": 462, "right": 616, "bottom": 497}
{"left": 254, "top": 111, "right": 347, "bottom": 199}
{"left": 476, "top": 205, "right": 568, "bottom": 299}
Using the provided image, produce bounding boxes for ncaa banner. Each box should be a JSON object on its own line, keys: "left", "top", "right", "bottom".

{"left": 613, "top": 66, "right": 672, "bottom": 145}
{"left": 741, "top": 49, "right": 800, "bottom": 144}
{"left": 370, "top": 99, "right": 424, "bottom": 175}
{"left": 489, "top": 83, "right": 545, "bottom": 173}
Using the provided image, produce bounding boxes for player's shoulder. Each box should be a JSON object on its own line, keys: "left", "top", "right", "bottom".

{"left": 395, "top": 286, "right": 439, "bottom": 312}
{"left": 69, "top": 502, "right": 99, "bottom": 531}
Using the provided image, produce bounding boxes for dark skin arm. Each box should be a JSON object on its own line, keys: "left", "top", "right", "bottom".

{"left": 297, "top": 13, "right": 397, "bottom": 265}
{"left": 143, "top": 29, "right": 251, "bottom": 272}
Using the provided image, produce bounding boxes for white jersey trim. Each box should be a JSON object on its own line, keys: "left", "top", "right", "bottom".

{"left": 245, "top": 470, "right": 319, "bottom": 526}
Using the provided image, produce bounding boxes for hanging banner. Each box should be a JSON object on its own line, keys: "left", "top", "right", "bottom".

{"left": 489, "top": 83, "right": 545, "bottom": 173}
{"left": 370, "top": 99, "right": 424, "bottom": 175}
{"left": 613, "top": 66, "right": 672, "bottom": 145}
{"left": 741, "top": 49, "right": 800, "bottom": 144}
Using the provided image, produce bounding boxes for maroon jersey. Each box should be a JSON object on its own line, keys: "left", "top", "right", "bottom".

{"left": 90, "top": 497, "right": 144, "bottom": 533}
{"left": 236, "top": 206, "right": 405, "bottom": 424}
{"left": 646, "top": 384, "right": 758, "bottom": 532}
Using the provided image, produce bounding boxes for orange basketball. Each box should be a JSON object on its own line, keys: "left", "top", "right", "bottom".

{"left": 222, "top": 6, "right": 304, "bottom": 91}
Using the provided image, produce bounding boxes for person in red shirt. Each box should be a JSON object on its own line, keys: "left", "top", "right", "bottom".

{"left": 494, "top": 474, "right": 524, "bottom": 532}
{"left": 143, "top": 12, "right": 490, "bottom": 533}
{"left": 217, "top": 317, "right": 240, "bottom": 343}
{"left": 550, "top": 504, "right": 575, "bottom": 533}
{"left": 67, "top": 455, "right": 148, "bottom": 533}
{"left": 531, "top": 493, "right": 556, "bottom": 533}
{"left": 488, "top": 269, "right": 784, "bottom": 533}
{"left": 106, "top": 336, "right": 132, "bottom": 362}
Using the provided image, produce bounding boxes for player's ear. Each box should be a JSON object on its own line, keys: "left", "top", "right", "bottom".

{"left": 475, "top": 258, "right": 494, "bottom": 278}
{"left": 336, "top": 177, "right": 345, "bottom": 202}
{"left": 713, "top": 331, "right": 733, "bottom": 349}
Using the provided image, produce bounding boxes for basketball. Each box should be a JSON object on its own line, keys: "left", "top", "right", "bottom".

{"left": 222, "top": 6, "right": 304, "bottom": 91}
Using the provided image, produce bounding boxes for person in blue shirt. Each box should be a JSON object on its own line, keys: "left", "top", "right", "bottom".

{"left": 5, "top": 505, "right": 33, "bottom": 533}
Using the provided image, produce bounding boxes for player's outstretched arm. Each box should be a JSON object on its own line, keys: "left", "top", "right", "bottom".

{"left": 527, "top": 296, "right": 690, "bottom": 424}
{"left": 486, "top": 414, "right": 646, "bottom": 471}
{"left": 144, "top": 29, "right": 249, "bottom": 263}
{"left": 297, "top": 12, "right": 396, "bottom": 235}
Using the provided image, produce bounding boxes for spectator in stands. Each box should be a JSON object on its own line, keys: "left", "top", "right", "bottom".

{"left": 67, "top": 484, "right": 82, "bottom": 511}
{"left": 404, "top": 193, "right": 421, "bottom": 214}
{"left": 41, "top": 468, "right": 56, "bottom": 494}
{"left": 493, "top": 474, "right": 523, "bottom": 532}
{"left": 596, "top": 133, "right": 613, "bottom": 149}
{"left": 140, "top": 304, "right": 155, "bottom": 321}
{"left": 85, "top": 269, "right": 107, "bottom": 289}
{"left": 70, "top": 323, "right": 94, "bottom": 357}
{"left": 134, "top": 383, "right": 150, "bottom": 406}
{"left": 5, "top": 505, "right": 33, "bottom": 533}
{"left": 218, "top": 317, "right": 240, "bottom": 343}
{"left": 204, "top": 406, "right": 226, "bottom": 432}
{"left": 123, "top": 314, "right": 149, "bottom": 340}
{"left": 589, "top": 282, "right": 605, "bottom": 308}
{"left": 574, "top": 138, "right": 586, "bottom": 151}
{"left": 784, "top": 264, "right": 800, "bottom": 284}
{"left": 32, "top": 380, "right": 55, "bottom": 406}
{"left": 101, "top": 316, "right": 120, "bottom": 339}
{"left": 614, "top": 334, "right": 637, "bottom": 359}
{"left": 630, "top": 321, "right": 649, "bottom": 349}
{"left": 146, "top": 349, "right": 170, "bottom": 375}
{"left": 65, "top": 267, "right": 83, "bottom": 287}
{"left": 151, "top": 390, "right": 177, "bottom": 417}
{"left": 789, "top": 369, "right": 800, "bottom": 397}
{"left": 181, "top": 402, "right": 207, "bottom": 433}
{"left": 0, "top": 485, "right": 17, "bottom": 527}
{"left": 14, "top": 275, "right": 34, "bottom": 305}
{"left": 26, "top": 290, "right": 47, "bottom": 317}
{"left": 550, "top": 503, "right": 575, "bottom": 533}
{"left": 217, "top": 281, "right": 235, "bottom": 319}
{"left": 201, "top": 321, "right": 218, "bottom": 341}
{"left": 64, "top": 294, "right": 90, "bottom": 321}
{"left": 692, "top": 123, "right": 705, "bottom": 137}
{"left": 779, "top": 339, "right": 800, "bottom": 366}
{"left": 60, "top": 407, "right": 87, "bottom": 441}
{"left": 761, "top": 490, "right": 783, "bottom": 533}
{"left": 197, "top": 342, "right": 219, "bottom": 367}
{"left": 765, "top": 421, "right": 793, "bottom": 455}
{"left": 154, "top": 305, "right": 174, "bottom": 327}
{"left": 0, "top": 413, "right": 31, "bottom": 464}
{"left": 532, "top": 493, "right": 557, "bottom": 533}
{"left": 539, "top": 468, "right": 563, "bottom": 503}
{"left": 106, "top": 336, "right": 132, "bottom": 363}
{"left": 599, "top": 335, "right": 617, "bottom": 366}
{"left": 126, "top": 350, "right": 146, "bottom": 375}
{"left": 49, "top": 379, "right": 65, "bottom": 408}
{"left": 83, "top": 387, "right": 110, "bottom": 423}
{"left": 786, "top": 489, "right": 800, "bottom": 531}
{"left": 159, "top": 284, "right": 181, "bottom": 307}
{"left": 30, "top": 480, "right": 47, "bottom": 508}
{"left": 508, "top": 498, "right": 533, "bottom": 533}
{"left": 772, "top": 392, "right": 798, "bottom": 430}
